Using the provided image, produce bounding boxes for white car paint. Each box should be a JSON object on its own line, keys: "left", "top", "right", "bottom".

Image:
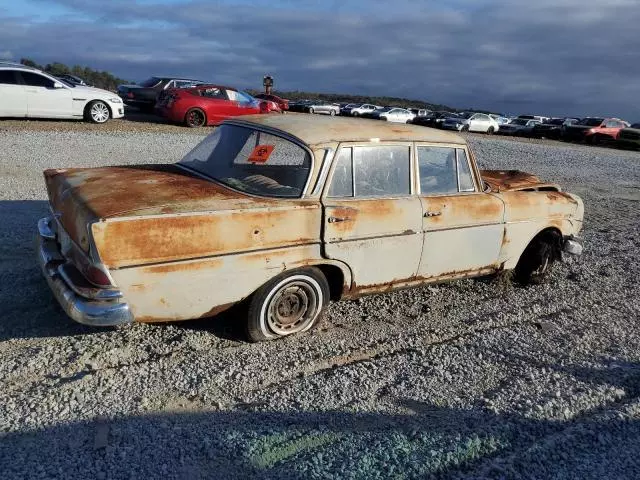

{"left": 442, "top": 113, "right": 500, "bottom": 133}
{"left": 349, "top": 104, "right": 379, "bottom": 116}
{"left": 0, "top": 64, "right": 125, "bottom": 122}
{"left": 379, "top": 108, "right": 415, "bottom": 123}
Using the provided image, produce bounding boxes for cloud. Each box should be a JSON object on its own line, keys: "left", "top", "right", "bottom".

{"left": 1, "top": 0, "right": 639, "bottom": 119}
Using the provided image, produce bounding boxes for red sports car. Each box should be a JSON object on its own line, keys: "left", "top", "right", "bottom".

{"left": 156, "top": 85, "right": 281, "bottom": 127}
{"left": 253, "top": 93, "right": 289, "bottom": 111}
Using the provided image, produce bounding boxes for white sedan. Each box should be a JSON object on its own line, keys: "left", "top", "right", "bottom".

{"left": 0, "top": 62, "right": 125, "bottom": 123}
{"left": 442, "top": 113, "right": 500, "bottom": 134}
{"left": 379, "top": 108, "right": 415, "bottom": 123}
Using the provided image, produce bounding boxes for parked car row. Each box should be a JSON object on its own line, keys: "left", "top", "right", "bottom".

{"left": 1, "top": 61, "right": 637, "bottom": 149}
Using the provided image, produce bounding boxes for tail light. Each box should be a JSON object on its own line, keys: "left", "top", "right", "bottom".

{"left": 127, "top": 92, "right": 134, "bottom": 99}
{"left": 84, "top": 264, "right": 112, "bottom": 287}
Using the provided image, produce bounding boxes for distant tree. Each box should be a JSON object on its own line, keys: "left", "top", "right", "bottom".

{"left": 17, "top": 58, "right": 130, "bottom": 91}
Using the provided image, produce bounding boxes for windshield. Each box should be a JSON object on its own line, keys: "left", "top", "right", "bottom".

{"left": 547, "top": 118, "right": 565, "bottom": 125}
{"left": 56, "top": 77, "right": 76, "bottom": 88}
{"left": 631, "top": 123, "right": 640, "bottom": 129}
{"left": 179, "top": 124, "right": 312, "bottom": 198}
{"left": 511, "top": 119, "right": 528, "bottom": 125}
{"left": 578, "top": 118, "right": 604, "bottom": 126}
{"left": 140, "top": 76, "right": 162, "bottom": 88}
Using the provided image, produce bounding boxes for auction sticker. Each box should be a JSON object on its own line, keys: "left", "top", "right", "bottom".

{"left": 248, "top": 145, "right": 275, "bottom": 163}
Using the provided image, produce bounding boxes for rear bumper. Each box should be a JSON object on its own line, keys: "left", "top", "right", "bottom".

{"left": 37, "top": 216, "right": 133, "bottom": 327}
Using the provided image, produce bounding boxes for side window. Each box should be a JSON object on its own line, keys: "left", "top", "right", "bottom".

{"left": 328, "top": 148, "right": 353, "bottom": 197}
{"left": 0, "top": 70, "right": 18, "bottom": 85}
{"left": 20, "top": 72, "right": 55, "bottom": 88}
{"left": 202, "top": 87, "right": 227, "bottom": 99}
{"left": 353, "top": 146, "right": 410, "bottom": 197}
{"left": 418, "top": 147, "right": 458, "bottom": 195}
{"left": 457, "top": 149, "right": 475, "bottom": 192}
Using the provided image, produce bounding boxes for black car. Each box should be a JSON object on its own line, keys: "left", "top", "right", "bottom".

{"left": 117, "top": 76, "right": 205, "bottom": 112}
{"left": 411, "top": 111, "right": 457, "bottom": 128}
{"left": 530, "top": 117, "right": 579, "bottom": 139}
{"left": 287, "top": 99, "right": 314, "bottom": 113}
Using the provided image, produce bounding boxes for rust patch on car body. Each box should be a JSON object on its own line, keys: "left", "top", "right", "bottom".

{"left": 481, "top": 169, "right": 560, "bottom": 192}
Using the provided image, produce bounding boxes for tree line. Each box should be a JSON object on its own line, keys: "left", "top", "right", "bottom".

{"left": 19, "top": 58, "right": 130, "bottom": 92}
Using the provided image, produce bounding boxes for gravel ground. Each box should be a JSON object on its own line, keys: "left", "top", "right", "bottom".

{"left": 0, "top": 124, "right": 639, "bottom": 479}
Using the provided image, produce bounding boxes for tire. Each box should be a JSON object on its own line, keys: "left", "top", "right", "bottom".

{"left": 352, "top": 112, "right": 359, "bottom": 117}
{"left": 330, "top": 109, "right": 336, "bottom": 116}
{"left": 462, "top": 125, "right": 470, "bottom": 132}
{"left": 487, "top": 126, "right": 495, "bottom": 135}
{"left": 85, "top": 100, "right": 110, "bottom": 124}
{"left": 184, "top": 108, "right": 206, "bottom": 128}
{"left": 309, "top": 107, "right": 315, "bottom": 114}
{"left": 246, "top": 267, "right": 330, "bottom": 342}
{"left": 514, "top": 231, "right": 561, "bottom": 285}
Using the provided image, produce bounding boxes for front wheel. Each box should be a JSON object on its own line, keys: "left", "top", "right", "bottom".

{"left": 85, "top": 101, "right": 110, "bottom": 124}
{"left": 514, "top": 232, "right": 560, "bottom": 285}
{"left": 309, "top": 107, "right": 315, "bottom": 114}
{"left": 330, "top": 109, "right": 336, "bottom": 116}
{"left": 487, "top": 126, "right": 495, "bottom": 135}
{"left": 246, "top": 267, "right": 329, "bottom": 342}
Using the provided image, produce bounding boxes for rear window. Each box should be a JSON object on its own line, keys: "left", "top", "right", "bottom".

{"left": 0, "top": 70, "right": 18, "bottom": 85}
{"left": 139, "top": 77, "right": 162, "bottom": 88}
{"left": 578, "top": 118, "right": 604, "bottom": 126}
{"left": 179, "top": 124, "right": 311, "bottom": 198}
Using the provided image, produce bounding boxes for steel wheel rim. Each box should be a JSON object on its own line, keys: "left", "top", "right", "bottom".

{"left": 263, "top": 278, "right": 321, "bottom": 336}
{"left": 187, "top": 110, "right": 204, "bottom": 127}
{"left": 91, "top": 103, "right": 109, "bottom": 123}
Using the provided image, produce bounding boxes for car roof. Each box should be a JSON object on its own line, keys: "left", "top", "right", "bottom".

{"left": 227, "top": 114, "right": 465, "bottom": 146}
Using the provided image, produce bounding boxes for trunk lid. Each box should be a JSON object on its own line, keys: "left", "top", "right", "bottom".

{"left": 43, "top": 164, "right": 276, "bottom": 250}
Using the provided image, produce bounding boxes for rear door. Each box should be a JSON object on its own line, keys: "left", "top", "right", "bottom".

{"left": 416, "top": 145, "right": 505, "bottom": 278}
{"left": 0, "top": 70, "right": 28, "bottom": 117}
{"left": 321, "top": 144, "right": 423, "bottom": 291}
{"left": 19, "top": 71, "right": 72, "bottom": 118}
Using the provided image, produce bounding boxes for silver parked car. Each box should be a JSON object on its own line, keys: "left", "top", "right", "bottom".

{"left": 306, "top": 101, "right": 339, "bottom": 116}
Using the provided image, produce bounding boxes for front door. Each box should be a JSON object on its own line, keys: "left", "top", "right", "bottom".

{"left": 416, "top": 145, "right": 505, "bottom": 278}
{"left": 322, "top": 144, "right": 423, "bottom": 291}
{"left": 19, "top": 71, "right": 72, "bottom": 118}
{"left": 0, "top": 70, "right": 28, "bottom": 117}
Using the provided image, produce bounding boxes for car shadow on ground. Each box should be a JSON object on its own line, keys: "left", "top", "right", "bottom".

{"left": 2, "top": 359, "right": 639, "bottom": 479}
{"left": 0, "top": 200, "right": 246, "bottom": 343}
{"left": 0, "top": 200, "right": 116, "bottom": 341}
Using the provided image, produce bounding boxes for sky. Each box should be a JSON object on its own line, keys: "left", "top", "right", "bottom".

{"left": 1, "top": 0, "right": 639, "bottom": 120}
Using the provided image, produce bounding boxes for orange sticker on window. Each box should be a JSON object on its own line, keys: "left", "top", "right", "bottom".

{"left": 248, "top": 145, "right": 275, "bottom": 163}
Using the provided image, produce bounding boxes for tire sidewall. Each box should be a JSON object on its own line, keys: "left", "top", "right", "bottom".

{"left": 86, "top": 100, "right": 110, "bottom": 124}
{"left": 185, "top": 108, "right": 206, "bottom": 128}
{"left": 247, "top": 267, "right": 329, "bottom": 342}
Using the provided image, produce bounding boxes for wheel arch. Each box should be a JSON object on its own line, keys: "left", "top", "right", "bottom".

{"left": 84, "top": 99, "right": 112, "bottom": 118}
{"left": 510, "top": 226, "right": 563, "bottom": 269}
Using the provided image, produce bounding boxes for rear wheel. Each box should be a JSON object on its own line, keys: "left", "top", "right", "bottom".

{"left": 487, "top": 126, "right": 495, "bottom": 135}
{"left": 246, "top": 267, "right": 329, "bottom": 342}
{"left": 184, "top": 108, "right": 206, "bottom": 128}
{"left": 309, "top": 107, "right": 315, "bottom": 114}
{"left": 514, "top": 231, "right": 561, "bottom": 285}
{"left": 330, "top": 109, "right": 336, "bottom": 116}
{"left": 85, "top": 101, "right": 110, "bottom": 124}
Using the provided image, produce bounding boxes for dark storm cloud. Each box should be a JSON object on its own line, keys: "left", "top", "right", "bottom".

{"left": 1, "top": 0, "right": 639, "bottom": 119}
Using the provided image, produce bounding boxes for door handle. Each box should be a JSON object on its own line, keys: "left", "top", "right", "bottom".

{"left": 328, "top": 216, "right": 351, "bottom": 223}
{"left": 424, "top": 211, "right": 442, "bottom": 217}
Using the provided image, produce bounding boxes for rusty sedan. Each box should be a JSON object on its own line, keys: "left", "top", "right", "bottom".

{"left": 37, "top": 115, "right": 584, "bottom": 341}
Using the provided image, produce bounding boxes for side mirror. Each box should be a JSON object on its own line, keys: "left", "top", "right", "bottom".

{"left": 53, "top": 82, "right": 64, "bottom": 89}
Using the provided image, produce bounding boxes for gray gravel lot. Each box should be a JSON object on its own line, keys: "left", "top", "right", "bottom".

{"left": 0, "top": 124, "right": 639, "bottom": 479}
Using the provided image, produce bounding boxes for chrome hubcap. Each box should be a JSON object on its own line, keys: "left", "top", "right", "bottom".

{"left": 91, "top": 103, "right": 109, "bottom": 123}
{"left": 266, "top": 281, "right": 318, "bottom": 335}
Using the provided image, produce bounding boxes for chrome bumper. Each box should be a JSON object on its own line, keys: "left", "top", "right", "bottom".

{"left": 37, "top": 216, "right": 133, "bottom": 327}
{"left": 563, "top": 236, "right": 583, "bottom": 256}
